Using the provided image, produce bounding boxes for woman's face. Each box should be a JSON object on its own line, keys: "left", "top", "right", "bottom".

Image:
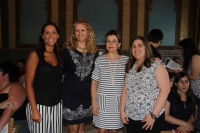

{"left": 75, "top": 23, "right": 88, "bottom": 43}
{"left": 42, "top": 25, "right": 59, "bottom": 46}
{"left": 132, "top": 39, "right": 145, "bottom": 61}
{"left": 176, "top": 76, "right": 189, "bottom": 94}
{"left": 106, "top": 35, "right": 121, "bottom": 53}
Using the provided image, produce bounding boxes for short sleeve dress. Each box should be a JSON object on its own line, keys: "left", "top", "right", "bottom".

{"left": 91, "top": 55, "right": 129, "bottom": 129}
{"left": 61, "top": 48, "right": 98, "bottom": 124}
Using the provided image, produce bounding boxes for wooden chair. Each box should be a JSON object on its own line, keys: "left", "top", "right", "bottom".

{"left": 8, "top": 118, "right": 14, "bottom": 133}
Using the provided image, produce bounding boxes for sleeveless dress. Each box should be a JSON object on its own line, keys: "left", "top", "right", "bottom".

{"left": 61, "top": 48, "right": 98, "bottom": 124}
{"left": 91, "top": 55, "right": 129, "bottom": 129}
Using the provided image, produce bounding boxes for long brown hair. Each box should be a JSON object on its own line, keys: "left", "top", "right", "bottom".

{"left": 125, "top": 36, "right": 153, "bottom": 73}
{"left": 171, "top": 72, "right": 196, "bottom": 118}
{"left": 65, "top": 18, "right": 97, "bottom": 54}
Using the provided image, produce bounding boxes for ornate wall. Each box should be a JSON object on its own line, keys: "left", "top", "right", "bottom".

{"left": 0, "top": 0, "right": 199, "bottom": 62}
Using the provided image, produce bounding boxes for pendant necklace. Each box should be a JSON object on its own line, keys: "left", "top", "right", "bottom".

{"left": 108, "top": 55, "right": 118, "bottom": 86}
{"left": 78, "top": 45, "right": 87, "bottom": 57}
{"left": 184, "top": 102, "right": 186, "bottom": 109}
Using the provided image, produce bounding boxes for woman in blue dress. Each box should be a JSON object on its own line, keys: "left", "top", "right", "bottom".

{"left": 61, "top": 18, "right": 98, "bottom": 133}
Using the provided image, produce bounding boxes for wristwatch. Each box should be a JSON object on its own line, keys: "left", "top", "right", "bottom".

{"left": 150, "top": 112, "right": 157, "bottom": 120}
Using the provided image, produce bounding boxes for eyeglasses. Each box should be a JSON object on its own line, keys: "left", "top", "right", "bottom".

{"left": 179, "top": 80, "right": 189, "bottom": 84}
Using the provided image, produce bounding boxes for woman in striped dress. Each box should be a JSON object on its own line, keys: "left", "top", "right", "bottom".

{"left": 91, "top": 30, "right": 129, "bottom": 133}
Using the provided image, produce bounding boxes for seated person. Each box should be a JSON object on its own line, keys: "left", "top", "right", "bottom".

{"left": 0, "top": 61, "right": 26, "bottom": 131}
{"left": 17, "top": 58, "right": 26, "bottom": 87}
{"left": 162, "top": 72, "right": 198, "bottom": 132}
{"left": 172, "top": 56, "right": 181, "bottom": 65}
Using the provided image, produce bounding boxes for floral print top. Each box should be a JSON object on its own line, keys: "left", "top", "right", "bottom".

{"left": 125, "top": 60, "right": 165, "bottom": 120}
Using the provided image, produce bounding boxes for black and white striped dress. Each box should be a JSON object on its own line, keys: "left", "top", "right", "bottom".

{"left": 92, "top": 55, "right": 129, "bottom": 129}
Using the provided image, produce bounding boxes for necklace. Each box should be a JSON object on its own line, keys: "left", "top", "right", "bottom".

{"left": 108, "top": 55, "right": 118, "bottom": 86}
{"left": 45, "top": 50, "right": 54, "bottom": 54}
{"left": 77, "top": 45, "right": 87, "bottom": 57}
{"left": 184, "top": 102, "right": 186, "bottom": 109}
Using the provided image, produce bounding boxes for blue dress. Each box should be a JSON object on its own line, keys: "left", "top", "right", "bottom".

{"left": 61, "top": 48, "right": 98, "bottom": 124}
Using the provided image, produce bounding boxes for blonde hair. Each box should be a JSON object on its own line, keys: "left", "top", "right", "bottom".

{"left": 65, "top": 18, "right": 97, "bottom": 54}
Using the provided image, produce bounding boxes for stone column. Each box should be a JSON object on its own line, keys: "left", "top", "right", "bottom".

{"left": 51, "top": 0, "right": 59, "bottom": 25}
{"left": 8, "top": 0, "right": 16, "bottom": 48}
{"left": 122, "top": 0, "right": 130, "bottom": 50}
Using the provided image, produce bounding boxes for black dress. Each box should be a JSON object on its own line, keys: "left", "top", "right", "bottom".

{"left": 61, "top": 48, "right": 98, "bottom": 124}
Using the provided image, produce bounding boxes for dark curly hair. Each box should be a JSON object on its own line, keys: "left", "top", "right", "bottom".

{"left": 0, "top": 60, "right": 19, "bottom": 82}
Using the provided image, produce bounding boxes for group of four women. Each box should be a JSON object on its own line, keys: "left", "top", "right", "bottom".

{"left": 1, "top": 17, "right": 199, "bottom": 133}
{"left": 25, "top": 18, "right": 200, "bottom": 133}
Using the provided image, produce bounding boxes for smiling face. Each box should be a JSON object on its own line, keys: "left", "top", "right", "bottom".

{"left": 75, "top": 23, "right": 88, "bottom": 43}
{"left": 42, "top": 25, "right": 59, "bottom": 46}
{"left": 176, "top": 76, "right": 189, "bottom": 94}
{"left": 132, "top": 39, "right": 145, "bottom": 61}
{"left": 106, "top": 35, "right": 121, "bottom": 53}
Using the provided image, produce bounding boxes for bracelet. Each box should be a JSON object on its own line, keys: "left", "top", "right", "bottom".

{"left": 150, "top": 112, "right": 157, "bottom": 120}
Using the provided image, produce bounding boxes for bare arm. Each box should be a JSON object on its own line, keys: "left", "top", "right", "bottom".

{"left": 0, "top": 83, "right": 26, "bottom": 130}
{"left": 188, "top": 55, "right": 200, "bottom": 80}
{"left": 25, "top": 51, "right": 41, "bottom": 122}
{"left": 187, "top": 105, "right": 197, "bottom": 124}
{"left": 165, "top": 101, "right": 194, "bottom": 131}
{"left": 153, "top": 64, "right": 170, "bottom": 116}
{"left": 120, "top": 75, "right": 129, "bottom": 124}
{"left": 91, "top": 80, "right": 98, "bottom": 116}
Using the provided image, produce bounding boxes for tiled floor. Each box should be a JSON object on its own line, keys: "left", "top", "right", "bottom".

{"left": 63, "top": 122, "right": 124, "bottom": 133}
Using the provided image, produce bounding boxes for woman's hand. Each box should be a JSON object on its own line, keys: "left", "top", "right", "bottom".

{"left": 0, "top": 100, "right": 15, "bottom": 109}
{"left": 92, "top": 103, "right": 99, "bottom": 116}
{"left": 177, "top": 125, "right": 189, "bottom": 133}
{"left": 31, "top": 109, "right": 42, "bottom": 123}
{"left": 120, "top": 111, "right": 129, "bottom": 124}
{"left": 142, "top": 114, "right": 155, "bottom": 130}
{"left": 184, "top": 122, "right": 194, "bottom": 131}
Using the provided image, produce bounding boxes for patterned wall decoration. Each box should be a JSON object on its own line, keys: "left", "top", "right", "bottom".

{"left": 51, "top": 0, "right": 59, "bottom": 25}
{"left": 137, "top": 0, "right": 145, "bottom": 36}
{"left": 180, "top": 0, "right": 189, "bottom": 41}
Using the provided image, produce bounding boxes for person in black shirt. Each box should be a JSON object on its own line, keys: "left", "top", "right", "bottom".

{"left": 148, "top": 29, "right": 163, "bottom": 60}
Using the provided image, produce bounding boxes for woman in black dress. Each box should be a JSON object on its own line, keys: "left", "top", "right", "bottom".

{"left": 61, "top": 18, "right": 98, "bottom": 133}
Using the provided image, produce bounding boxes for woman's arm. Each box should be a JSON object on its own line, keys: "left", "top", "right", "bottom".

{"left": 91, "top": 80, "right": 98, "bottom": 116}
{"left": 153, "top": 64, "right": 171, "bottom": 116}
{"left": 120, "top": 75, "right": 129, "bottom": 124}
{"left": 165, "top": 101, "right": 194, "bottom": 131}
{"left": 187, "top": 105, "right": 197, "bottom": 124}
{"left": 0, "top": 83, "right": 26, "bottom": 130}
{"left": 0, "top": 100, "right": 15, "bottom": 109}
{"left": 25, "top": 51, "right": 41, "bottom": 123}
{"left": 188, "top": 55, "right": 200, "bottom": 80}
